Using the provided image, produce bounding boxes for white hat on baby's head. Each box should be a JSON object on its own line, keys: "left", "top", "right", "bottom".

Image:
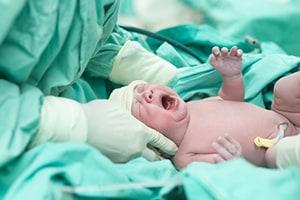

{"left": 109, "top": 80, "right": 146, "bottom": 112}
{"left": 108, "top": 80, "right": 178, "bottom": 156}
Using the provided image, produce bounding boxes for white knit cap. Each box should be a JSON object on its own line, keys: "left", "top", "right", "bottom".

{"left": 108, "top": 80, "right": 177, "bottom": 155}
{"left": 109, "top": 80, "right": 146, "bottom": 112}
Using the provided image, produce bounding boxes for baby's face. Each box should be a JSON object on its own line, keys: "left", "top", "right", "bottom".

{"left": 131, "top": 83, "right": 189, "bottom": 134}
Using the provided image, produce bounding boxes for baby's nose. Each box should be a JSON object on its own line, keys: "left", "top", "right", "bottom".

{"left": 143, "top": 90, "right": 153, "bottom": 103}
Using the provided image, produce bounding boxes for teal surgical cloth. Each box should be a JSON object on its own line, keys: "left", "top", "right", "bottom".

{"left": 182, "top": 0, "right": 300, "bottom": 56}
{"left": 0, "top": 0, "right": 132, "bottom": 167}
{"left": 1, "top": 0, "right": 300, "bottom": 199}
{"left": 1, "top": 143, "right": 300, "bottom": 199}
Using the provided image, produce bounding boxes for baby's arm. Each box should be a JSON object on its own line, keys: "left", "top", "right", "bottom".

{"left": 174, "top": 134, "right": 242, "bottom": 169}
{"left": 174, "top": 151, "right": 219, "bottom": 169}
{"left": 210, "top": 46, "right": 244, "bottom": 101}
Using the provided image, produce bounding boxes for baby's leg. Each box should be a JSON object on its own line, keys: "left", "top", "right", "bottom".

{"left": 272, "top": 72, "right": 300, "bottom": 127}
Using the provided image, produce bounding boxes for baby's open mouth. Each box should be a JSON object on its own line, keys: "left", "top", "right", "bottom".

{"left": 161, "top": 95, "right": 176, "bottom": 110}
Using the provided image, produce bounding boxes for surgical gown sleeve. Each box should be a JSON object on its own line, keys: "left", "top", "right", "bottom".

{"left": 0, "top": 0, "right": 119, "bottom": 166}
{"left": 85, "top": 26, "right": 182, "bottom": 85}
{"left": 0, "top": 81, "right": 43, "bottom": 167}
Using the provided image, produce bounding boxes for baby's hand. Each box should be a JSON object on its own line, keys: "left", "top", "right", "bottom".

{"left": 209, "top": 46, "right": 243, "bottom": 77}
{"left": 212, "top": 134, "right": 242, "bottom": 163}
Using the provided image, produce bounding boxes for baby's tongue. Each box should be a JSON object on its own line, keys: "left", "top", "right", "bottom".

{"left": 162, "top": 96, "right": 174, "bottom": 110}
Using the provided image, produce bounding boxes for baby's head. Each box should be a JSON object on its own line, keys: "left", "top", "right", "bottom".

{"left": 109, "top": 81, "right": 189, "bottom": 144}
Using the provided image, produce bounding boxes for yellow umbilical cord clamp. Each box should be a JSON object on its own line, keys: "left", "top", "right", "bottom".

{"left": 254, "top": 122, "right": 288, "bottom": 149}
{"left": 254, "top": 137, "right": 275, "bottom": 148}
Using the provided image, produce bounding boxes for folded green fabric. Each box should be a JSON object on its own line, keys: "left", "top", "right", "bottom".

{"left": 182, "top": 0, "right": 300, "bottom": 56}
{"left": 2, "top": 143, "right": 300, "bottom": 199}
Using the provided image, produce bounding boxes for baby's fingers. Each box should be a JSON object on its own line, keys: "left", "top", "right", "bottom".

{"left": 217, "top": 136, "right": 238, "bottom": 155}
{"left": 213, "top": 154, "right": 225, "bottom": 163}
{"left": 224, "top": 134, "right": 242, "bottom": 156}
{"left": 212, "top": 141, "right": 234, "bottom": 160}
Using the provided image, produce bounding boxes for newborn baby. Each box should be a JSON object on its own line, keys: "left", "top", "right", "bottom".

{"left": 109, "top": 46, "right": 300, "bottom": 169}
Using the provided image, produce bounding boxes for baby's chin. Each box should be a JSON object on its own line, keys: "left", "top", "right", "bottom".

{"left": 172, "top": 99, "right": 188, "bottom": 120}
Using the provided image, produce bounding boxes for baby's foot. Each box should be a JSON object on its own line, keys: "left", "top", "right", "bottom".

{"left": 210, "top": 46, "right": 243, "bottom": 77}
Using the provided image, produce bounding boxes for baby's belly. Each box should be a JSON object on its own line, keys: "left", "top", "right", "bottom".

{"left": 182, "top": 100, "right": 297, "bottom": 166}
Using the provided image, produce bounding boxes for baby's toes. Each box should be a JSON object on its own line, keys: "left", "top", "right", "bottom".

{"left": 229, "top": 46, "right": 238, "bottom": 56}
{"left": 221, "top": 47, "right": 229, "bottom": 57}
{"left": 212, "top": 46, "right": 220, "bottom": 57}
{"left": 209, "top": 54, "right": 217, "bottom": 65}
{"left": 236, "top": 49, "right": 243, "bottom": 57}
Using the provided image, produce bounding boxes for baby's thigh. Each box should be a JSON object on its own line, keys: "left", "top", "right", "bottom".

{"left": 272, "top": 72, "right": 300, "bottom": 126}
{"left": 272, "top": 72, "right": 300, "bottom": 111}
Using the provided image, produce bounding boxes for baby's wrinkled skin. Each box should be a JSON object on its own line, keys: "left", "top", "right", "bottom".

{"left": 131, "top": 46, "right": 300, "bottom": 169}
